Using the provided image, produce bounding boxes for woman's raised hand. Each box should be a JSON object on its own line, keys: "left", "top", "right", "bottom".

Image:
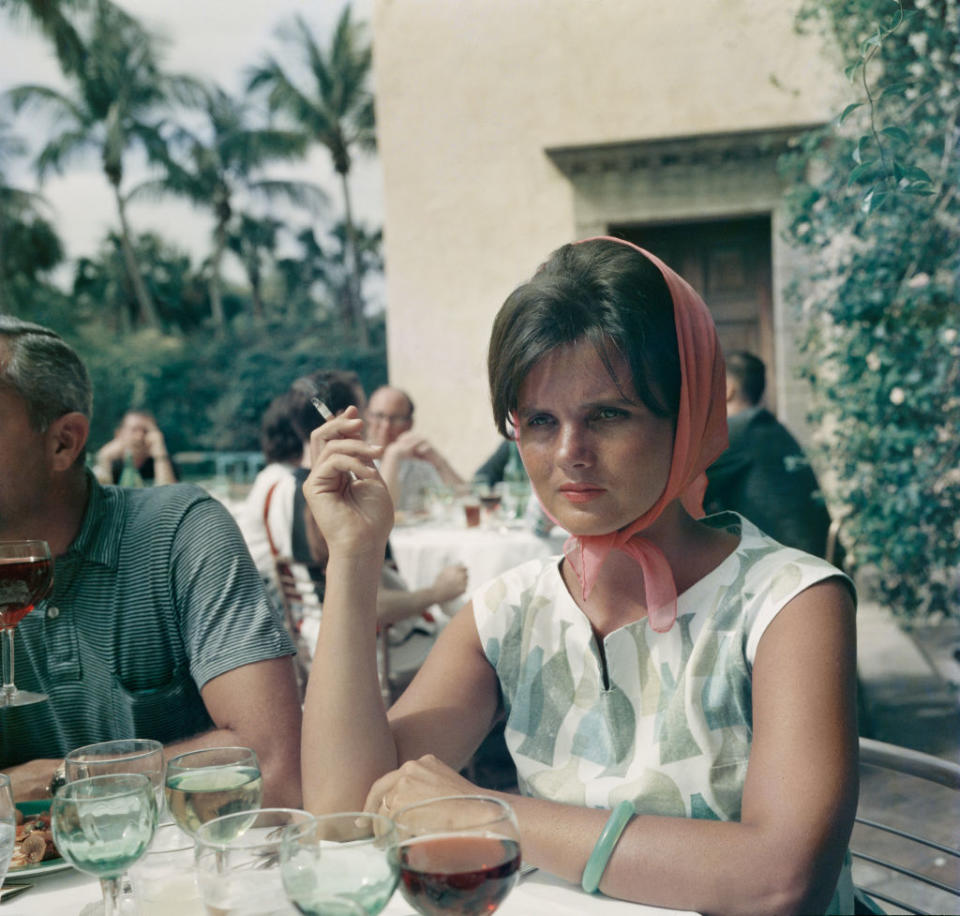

{"left": 302, "top": 405, "right": 394, "bottom": 556}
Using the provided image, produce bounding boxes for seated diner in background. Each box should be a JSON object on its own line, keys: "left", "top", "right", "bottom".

{"left": 0, "top": 316, "right": 302, "bottom": 808}
{"left": 365, "top": 384, "right": 464, "bottom": 515}
{"left": 299, "top": 237, "right": 862, "bottom": 914}
{"left": 290, "top": 372, "right": 469, "bottom": 634}
{"left": 705, "top": 350, "right": 837, "bottom": 561}
{"left": 93, "top": 408, "right": 179, "bottom": 486}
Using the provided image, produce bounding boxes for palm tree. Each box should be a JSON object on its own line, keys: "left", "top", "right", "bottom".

{"left": 0, "top": 120, "right": 63, "bottom": 311}
{"left": 5, "top": 0, "right": 198, "bottom": 328}
{"left": 129, "top": 84, "right": 326, "bottom": 329}
{"left": 275, "top": 227, "right": 331, "bottom": 323}
{"left": 324, "top": 218, "right": 382, "bottom": 329}
{"left": 226, "top": 212, "right": 282, "bottom": 320}
{"left": 247, "top": 6, "right": 376, "bottom": 346}
{"left": 1, "top": 0, "right": 91, "bottom": 76}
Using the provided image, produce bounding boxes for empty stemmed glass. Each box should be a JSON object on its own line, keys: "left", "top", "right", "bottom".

{"left": 51, "top": 773, "right": 158, "bottom": 916}
{"left": 164, "top": 745, "right": 263, "bottom": 837}
{"left": 280, "top": 812, "right": 399, "bottom": 916}
{"left": 0, "top": 539, "right": 53, "bottom": 707}
{"left": 66, "top": 738, "right": 165, "bottom": 812}
{"left": 390, "top": 795, "right": 522, "bottom": 916}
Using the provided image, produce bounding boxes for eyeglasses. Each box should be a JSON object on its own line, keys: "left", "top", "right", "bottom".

{"left": 366, "top": 410, "right": 411, "bottom": 426}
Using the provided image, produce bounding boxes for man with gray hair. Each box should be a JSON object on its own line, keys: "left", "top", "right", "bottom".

{"left": 0, "top": 316, "right": 302, "bottom": 805}
{"left": 365, "top": 384, "right": 464, "bottom": 514}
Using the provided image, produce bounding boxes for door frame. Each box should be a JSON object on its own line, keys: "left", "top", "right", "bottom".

{"left": 545, "top": 125, "right": 821, "bottom": 444}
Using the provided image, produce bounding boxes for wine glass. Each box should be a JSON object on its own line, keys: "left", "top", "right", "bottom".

{"left": 0, "top": 774, "right": 14, "bottom": 886}
{"left": 194, "top": 807, "right": 313, "bottom": 915}
{"left": 67, "top": 738, "right": 165, "bottom": 812}
{"left": 280, "top": 812, "right": 399, "bottom": 916}
{"left": 164, "top": 745, "right": 263, "bottom": 836}
{"left": 51, "top": 773, "right": 158, "bottom": 916}
{"left": 0, "top": 539, "right": 53, "bottom": 706}
{"left": 390, "top": 795, "right": 522, "bottom": 916}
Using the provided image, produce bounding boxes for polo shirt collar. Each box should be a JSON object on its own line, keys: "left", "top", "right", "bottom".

{"left": 64, "top": 470, "right": 125, "bottom": 570}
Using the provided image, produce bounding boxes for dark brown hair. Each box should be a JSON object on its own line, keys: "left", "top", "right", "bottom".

{"left": 487, "top": 239, "right": 680, "bottom": 435}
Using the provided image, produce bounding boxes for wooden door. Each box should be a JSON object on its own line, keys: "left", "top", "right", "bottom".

{"left": 610, "top": 217, "right": 775, "bottom": 409}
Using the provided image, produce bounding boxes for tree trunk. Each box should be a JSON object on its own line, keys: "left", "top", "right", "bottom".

{"left": 209, "top": 219, "right": 227, "bottom": 332}
{"left": 339, "top": 170, "right": 369, "bottom": 348}
{"left": 245, "top": 255, "right": 264, "bottom": 320}
{"left": 0, "top": 216, "right": 8, "bottom": 313}
{"left": 113, "top": 185, "right": 160, "bottom": 328}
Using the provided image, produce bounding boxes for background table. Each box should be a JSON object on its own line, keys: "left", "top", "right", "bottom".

{"left": 389, "top": 521, "right": 567, "bottom": 616}
{"left": 19, "top": 863, "right": 697, "bottom": 915}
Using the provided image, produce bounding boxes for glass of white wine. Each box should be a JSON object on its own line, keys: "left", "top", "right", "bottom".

{"left": 163, "top": 746, "right": 262, "bottom": 837}
{"left": 51, "top": 773, "right": 158, "bottom": 915}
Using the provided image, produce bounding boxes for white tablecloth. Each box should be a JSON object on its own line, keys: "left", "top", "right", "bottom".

{"left": 389, "top": 522, "right": 566, "bottom": 616}
{"left": 14, "top": 864, "right": 696, "bottom": 915}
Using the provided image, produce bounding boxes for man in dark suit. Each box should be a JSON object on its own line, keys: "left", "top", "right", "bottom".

{"left": 705, "top": 351, "right": 834, "bottom": 559}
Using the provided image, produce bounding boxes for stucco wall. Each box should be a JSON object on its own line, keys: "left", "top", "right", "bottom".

{"left": 371, "top": 0, "right": 847, "bottom": 474}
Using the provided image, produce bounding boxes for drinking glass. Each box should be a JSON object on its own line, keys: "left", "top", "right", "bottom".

{"left": 164, "top": 745, "right": 263, "bottom": 836}
{"left": 280, "top": 812, "right": 399, "bottom": 916}
{"left": 390, "top": 795, "right": 522, "bottom": 916}
{"left": 0, "top": 539, "right": 53, "bottom": 706}
{"left": 0, "top": 774, "right": 14, "bottom": 886}
{"left": 194, "top": 807, "right": 312, "bottom": 915}
{"left": 130, "top": 821, "right": 204, "bottom": 915}
{"left": 51, "top": 773, "right": 158, "bottom": 916}
{"left": 67, "top": 738, "right": 165, "bottom": 812}
{"left": 476, "top": 483, "right": 503, "bottom": 528}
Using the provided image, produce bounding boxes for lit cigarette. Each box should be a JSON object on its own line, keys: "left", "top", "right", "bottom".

{"left": 311, "top": 398, "right": 333, "bottom": 420}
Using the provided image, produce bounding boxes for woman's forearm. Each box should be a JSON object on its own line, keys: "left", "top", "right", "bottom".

{"left": 301, "top": 549, "right": 399, "bottom": 812}
{"left": 491, "top": 792, "right": 845, "bottom": 916}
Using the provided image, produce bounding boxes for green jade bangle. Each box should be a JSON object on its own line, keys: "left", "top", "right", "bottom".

{"left": 581, "top": 800, "right": 636, "bottom": 894}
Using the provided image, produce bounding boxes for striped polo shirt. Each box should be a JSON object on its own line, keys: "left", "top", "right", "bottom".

{"left": 0, "top": 474, "right": 295, "bottom": 765}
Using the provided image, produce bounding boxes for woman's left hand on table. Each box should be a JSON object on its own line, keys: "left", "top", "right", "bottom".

{"left": 365, "top": 753, "right": 479, "bottom": 819}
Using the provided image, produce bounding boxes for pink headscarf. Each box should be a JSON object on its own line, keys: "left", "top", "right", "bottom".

{"left": 524, "top": 237, "right": 728, "bottom": 633}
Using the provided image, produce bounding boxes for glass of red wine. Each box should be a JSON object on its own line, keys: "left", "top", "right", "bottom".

{"left": 390, "top": 795, "right": 521, "bottom": 916}
{"left": 0, "top": 539, "right": 53, "bottom": 707}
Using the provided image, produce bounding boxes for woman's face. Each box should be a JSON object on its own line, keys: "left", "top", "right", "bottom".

{"left": 516, "top": 339, "right": 675, "bottom": 537}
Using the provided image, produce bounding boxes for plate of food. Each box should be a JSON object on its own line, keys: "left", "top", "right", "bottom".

{"left": 7, "top": 800, "right": 71, "bottom": 877}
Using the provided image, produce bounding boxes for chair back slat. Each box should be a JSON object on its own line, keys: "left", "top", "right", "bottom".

{"left": 853, "top": 737, "right": 960, "bottom": 915}
{"left": 852, "top": 850, "right": 960, "bottom": 897}
{"left": 855, "top": 887, "right": 929, "bottom": 916}
{"left": 860, "top": 737, "right": 960, "bottom": 789}
{"left": 855, "top": 816, "right": 960, "bottom": 860}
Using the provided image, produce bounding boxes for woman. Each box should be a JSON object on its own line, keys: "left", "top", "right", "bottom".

{"left": 301, "top": 238, "right": 859, "bottom": 914}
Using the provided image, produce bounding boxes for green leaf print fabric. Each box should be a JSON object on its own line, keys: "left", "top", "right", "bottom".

{"left": 473, "top": 512, "right": 857, "bottom": 913}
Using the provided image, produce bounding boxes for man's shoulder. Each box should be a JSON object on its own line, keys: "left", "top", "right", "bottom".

{"left": 400, "top": 457, "right": 442, "bottom": 481}
{"left": 119, "top": 481, "right": 213, "bottom": 507}
{"left": 116, "top": 482, "right": 222, "bottom": 526}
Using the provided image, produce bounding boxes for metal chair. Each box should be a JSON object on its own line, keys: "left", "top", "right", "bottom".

{"left": 853, "top": 737, "right": 960, "bottom": 915}
{"left": 273, "top": 556, "right": 393, "bottom": 706}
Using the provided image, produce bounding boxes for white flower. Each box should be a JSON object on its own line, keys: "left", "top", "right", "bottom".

{"left": 941, "top": 328, "right": 958, "bottom": 345}
{"left": 889, "top": 387, "right": 906, "bottom": 405}
{"left": 866, "top": 352, "right": 882, "bottom": 371}
{"left": 907, "top": 273, "right": 930, "bottom": 289}
{"left": 908, "top": 32, "right": 929, "bottom": 56}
